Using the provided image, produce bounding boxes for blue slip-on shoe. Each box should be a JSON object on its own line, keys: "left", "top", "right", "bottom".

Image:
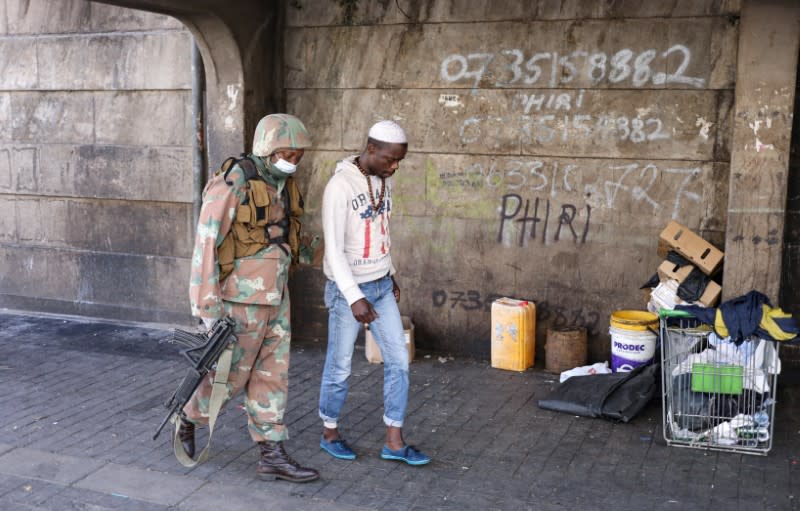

{"left": 380, "top": 444, "right": 431, "bottom": 466}
{"left": 320, "top": 436, "right": 357, "bottom": 460}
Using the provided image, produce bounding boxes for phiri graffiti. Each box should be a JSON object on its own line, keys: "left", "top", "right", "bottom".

{"left": 498, "top": 194, "right": 591, "bottom": 246}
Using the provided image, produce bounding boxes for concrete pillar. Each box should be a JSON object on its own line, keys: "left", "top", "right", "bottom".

{"left": 723, "top": 0, "right": 800, "bottom": 301}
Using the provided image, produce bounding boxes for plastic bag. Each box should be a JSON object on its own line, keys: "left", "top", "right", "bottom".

{"left": 539, "top": 363, "right": 659, "bottom": 423}
{"left": 559, "top": 361, "right": 612, "bottom": 383}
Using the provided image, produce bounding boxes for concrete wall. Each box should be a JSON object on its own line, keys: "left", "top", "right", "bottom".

{"left": 2, "top": 0, "right": 797, "bottom": 363}
{"left": 782, "top": 46, "right": 800, "bottom": 365}
{"left": 285, "top": 0, "right": 742, "bottom": 360}
{"left": 0, "top": 0, "right": 194, "bottom": 324}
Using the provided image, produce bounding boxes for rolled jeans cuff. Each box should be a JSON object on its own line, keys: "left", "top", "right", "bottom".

{"left": 319, "top": 410, "right": 337, "bottom": 429}
{"left": 383, "top": 414, "right": 403, "bottom": 428}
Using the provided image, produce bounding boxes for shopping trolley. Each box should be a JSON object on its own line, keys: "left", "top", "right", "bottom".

{"left": 659, "top": 309, "right": 780, "bottom": 455}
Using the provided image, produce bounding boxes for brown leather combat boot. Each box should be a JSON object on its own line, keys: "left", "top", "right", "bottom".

{"left": 256, "top": 441, "right": 319, "bottom": 483}
{"left": 178, "top": 417, "right": 195, "bottom": 458}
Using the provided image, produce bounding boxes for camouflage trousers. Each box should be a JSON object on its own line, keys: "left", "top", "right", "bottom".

{"left": 183, "top": 290, "right": 292, "bottom": 442}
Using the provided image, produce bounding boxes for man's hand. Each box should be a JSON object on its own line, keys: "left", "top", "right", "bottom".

{"left": 391, "top": 276, "right": 400, "bottom": 302}
{"left": 351, "top": 298, "right": 379, "bottom": 324}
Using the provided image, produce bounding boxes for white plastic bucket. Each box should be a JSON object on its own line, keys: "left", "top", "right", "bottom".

{"left": 609, "top": 325, "right": 656, "bottom": 372}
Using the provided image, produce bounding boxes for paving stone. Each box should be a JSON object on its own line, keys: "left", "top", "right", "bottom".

{"left": 40, "top": 486, "right": 168, "bottom": 511}
{"left": 1, "top": 312, "right": 799, "bottom": 511}
{"left": 0, "top": 448, "right": 104, "bottom": 484}
{"left": 2, "top": 478, "right": 68, "bottom": 507}
{"left": 75, "top": 463, "right": 204, "bottom": 507}
{"left": 0, "top": 473, "right": 30, "bottom": 497}
{"left": 177, "top": 481, "right": 367, "bottom": 511}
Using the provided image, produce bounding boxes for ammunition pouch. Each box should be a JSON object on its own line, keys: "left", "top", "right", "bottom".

{"left": 215, "top": 155, "right": 304, "bottom": 282}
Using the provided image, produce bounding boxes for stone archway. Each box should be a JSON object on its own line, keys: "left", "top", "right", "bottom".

{"left": 91, "top": 0, "right": 284, "bottom": 167}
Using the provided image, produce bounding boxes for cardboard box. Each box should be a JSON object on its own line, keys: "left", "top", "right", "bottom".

{"left": 657, "top": 259, "right": 693, "bottom": 283}
{"left": 657, "top": 260, "right": 722, "bottom": 307}
{"left": 658, "top": 221, "right": 724, "bottom": 276}
{"left": 365, "top": 316, "right": 414, "bottom": 364}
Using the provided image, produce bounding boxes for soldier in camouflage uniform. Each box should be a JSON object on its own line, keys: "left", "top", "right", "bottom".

{"left": 179, "top": 114, "right": 319, "bottom": 483}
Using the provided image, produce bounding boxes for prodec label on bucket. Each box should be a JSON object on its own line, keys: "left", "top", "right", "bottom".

{"left": 609, "top": 327, "right": 656, "bottom": 373}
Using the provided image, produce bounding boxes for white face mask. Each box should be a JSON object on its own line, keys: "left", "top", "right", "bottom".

{"left": 273, "top": 158, "right": 297, "bottom": 174}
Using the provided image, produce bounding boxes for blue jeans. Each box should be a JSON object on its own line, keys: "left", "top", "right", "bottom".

{"left": 319, "top": 275, "right": 409, "bottom": 428}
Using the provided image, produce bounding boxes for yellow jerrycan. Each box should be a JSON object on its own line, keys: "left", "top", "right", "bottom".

{"left": 491, "top": 298, "right": 536, "bottom": 371}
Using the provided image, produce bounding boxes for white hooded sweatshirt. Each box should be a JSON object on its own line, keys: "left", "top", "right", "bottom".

{"left": 322, "top": 156, "right": 395, "bottom": 305}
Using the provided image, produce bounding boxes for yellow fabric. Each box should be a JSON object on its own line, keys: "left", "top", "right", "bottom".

{"left": 712, "top": 304, "right": 796, "bottom": 342}
{"left": 714, "top": 309, "right": 729, "bottom": 338}
{"left": 760, "top": 304, "right": 798, "bottom": 341}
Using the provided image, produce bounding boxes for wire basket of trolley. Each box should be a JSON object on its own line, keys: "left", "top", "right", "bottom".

{"left": 658, "top": 299, "right": 788, "bottom": 456}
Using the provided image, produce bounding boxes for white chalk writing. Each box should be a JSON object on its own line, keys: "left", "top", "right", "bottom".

{"left": 436, "top": 159, "right": 703, "bottom": 220}
{"left": 440, "top": 45, "right": 705, "bottom": 90}
{"left": 458, "top": 113, "right": 671, "bottom": 146}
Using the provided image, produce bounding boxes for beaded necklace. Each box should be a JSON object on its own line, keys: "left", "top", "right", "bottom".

{"left": 354, "top": 157, "right": 385, "bottom": 216}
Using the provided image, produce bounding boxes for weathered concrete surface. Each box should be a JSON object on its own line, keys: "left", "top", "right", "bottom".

{"left": 92, "top": 0, "right": 287, "bottom": 174}
{"left": 723, "top": 0, "right": 800, "bottom": 302}
{"left": 0, "top": 39, "right": 38, "bottom": 89}
{"left": 781, "top": 61, "right": 800, "bottom": 366}
{"left": 3, "top": 92, "right": 95, "bottom": 143}
{"left": 329, "top": 89, "right": 728, "bottom": 159}
{"left": 0, "top": 0, "right": 182, "bottom": 34}
{"left": 1, "top": 0, "right": 798, "bottom": 362}
{"left": 0, "top": 144, "right": 193, "bottom": 202}
{"left": 285, "top": 3, "right": 749, "bottom": 359}
{"left": 0, "top": 0, "right": 194, "bottom": 325}
{"left": 1, "top": 90, "right": 191, "bottom": 146}
{"left": 286, "top": 0, "right": 742, "bottom": 26}
{"left": 0, "top": 196, "right": 192, "bottom": 255}
{"left": 0, "top": 245, "right": 191, "bottom": 323}
{"left": 35, "top": 31, "right": 192, "bottom": 90}
{"left": 297, "top": 151, "right": 729, "bottom": 230}
{"left": 0, "top": 32, "right": 190, "bottom": 90}
{"left": 95, "top": 91, "right": 192, "bottom": 146}
{"left": 285, "top": 18, "right": 737, "bottom": 90}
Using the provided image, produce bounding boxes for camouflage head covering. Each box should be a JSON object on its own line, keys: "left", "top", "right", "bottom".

{"left": 252, "top": 114, "right": 312, "bottom": 157}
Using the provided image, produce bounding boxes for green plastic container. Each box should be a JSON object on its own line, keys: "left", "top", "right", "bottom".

{"left": 691, "top": 363, "right": 744, "bottom": 395}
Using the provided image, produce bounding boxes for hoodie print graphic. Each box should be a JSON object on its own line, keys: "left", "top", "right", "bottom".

{"left": 358, "top": 193, "right": 391, "bottom": 260}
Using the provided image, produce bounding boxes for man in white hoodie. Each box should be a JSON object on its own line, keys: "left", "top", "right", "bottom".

{"left": 317, "top": 120, "right": 430, "bottom": 466}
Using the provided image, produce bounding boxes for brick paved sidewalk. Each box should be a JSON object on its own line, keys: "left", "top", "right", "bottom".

{"left": 0, "top": 310, "right": 798, "bottom": 510}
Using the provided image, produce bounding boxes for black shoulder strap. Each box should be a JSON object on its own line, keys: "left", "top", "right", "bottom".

{"left": 223, "top": 153, "right": 259, "bottom": 184}
{"left": 238, "top": 157, "right": 259, "bottom": 181}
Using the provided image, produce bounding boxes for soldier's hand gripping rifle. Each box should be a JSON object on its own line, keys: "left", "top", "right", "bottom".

{"left": 153, "top": 317, "right": 238, "bottom": 440}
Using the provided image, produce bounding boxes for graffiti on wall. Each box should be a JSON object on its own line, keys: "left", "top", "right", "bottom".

{"left": 458, "top": 88, "right": 675, "bottom": 148}
{"left": 434, "top": 159, "right": 704, "bottom": 218}
{"left": 440, "top": 45, "right": 705, "bottom": 90}
{"left": 498, "top": 194, "right": 591, "bottom": 245}
{"left": 411, "top": 40, "right": 716, "bottom": 251}
{"left": 431, "top": 289, "right": 602, "bottom": 336}
{"left": 458, "top": 112, "right": 672, "bottom": 147}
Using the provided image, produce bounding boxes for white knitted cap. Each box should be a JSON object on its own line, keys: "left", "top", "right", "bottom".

{"left": 368, "top": 120, "right": 408, "bottom": 144}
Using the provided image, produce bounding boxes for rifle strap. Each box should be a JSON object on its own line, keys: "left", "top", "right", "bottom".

{"left": 172, "top": 344, "right": 234, "bottom": 467}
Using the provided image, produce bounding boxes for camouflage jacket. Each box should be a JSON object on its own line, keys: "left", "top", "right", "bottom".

{"left": 190, "top": 155, "right": 291, "bottom": 321}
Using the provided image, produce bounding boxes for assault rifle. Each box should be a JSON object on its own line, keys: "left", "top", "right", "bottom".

{"left": 153, "top": 317, "right": 238, "bottom": 440}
